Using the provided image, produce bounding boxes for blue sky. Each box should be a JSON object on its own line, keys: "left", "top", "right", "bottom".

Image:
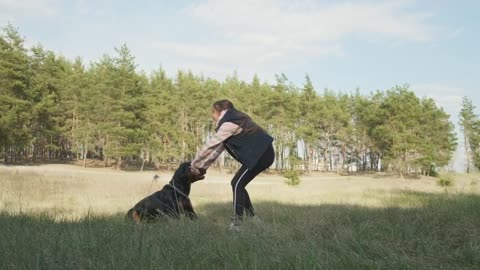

{"left": 1, "top": 0, "right": 479, "bottom": 171}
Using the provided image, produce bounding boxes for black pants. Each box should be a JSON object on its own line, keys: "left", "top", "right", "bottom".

{"left": 231, "top": 144, "right": 275, "bottom": 220}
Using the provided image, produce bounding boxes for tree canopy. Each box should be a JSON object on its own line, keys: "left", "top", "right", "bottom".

{"left": 0, "top": 25, "right": 460, "bottom": 175}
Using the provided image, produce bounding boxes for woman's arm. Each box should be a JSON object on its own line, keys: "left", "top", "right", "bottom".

{"left": 191, "top": 122, "right": 241, "bottom": 171}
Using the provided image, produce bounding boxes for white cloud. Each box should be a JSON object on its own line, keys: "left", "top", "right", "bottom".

{"left": 0, "top": 0, "right": 439, "bottom": 83}
{"left": 190, "top": 0, "right": 433, "bottom": 42}
{"left": 410, "top": 83, "right": 464, "bottom": 114}
{"left": 0, "top": 0, "right": 60, "bottom": 20}
{"left": 149, "top": 0, "right": 435, "bottom": 80}
{"left": 149, "top": 40, "right": 341, "bottom": 67}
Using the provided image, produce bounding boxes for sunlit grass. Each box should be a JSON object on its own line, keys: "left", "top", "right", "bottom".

{"left": 1, "top": 166, "right": 480, "bottom": 269}
{"left": 2, "top": 192, "right": 480, "bottom": 269}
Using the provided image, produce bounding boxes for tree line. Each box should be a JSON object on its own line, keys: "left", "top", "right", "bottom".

{"left": 0, "top": 25, "right": 468, "bottom": 175}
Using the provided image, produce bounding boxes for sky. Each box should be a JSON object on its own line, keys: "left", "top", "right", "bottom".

{"left": 1, "top": 0, "right": 479, "bottom": 171}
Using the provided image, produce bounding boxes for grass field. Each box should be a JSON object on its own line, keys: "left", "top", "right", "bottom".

{"left": 1, "top": 165, "right": 480, "bottom": 269}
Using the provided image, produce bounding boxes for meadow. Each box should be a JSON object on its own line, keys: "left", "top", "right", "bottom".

{"left": 1, "top": 164, "right": 480, "bottom": 269}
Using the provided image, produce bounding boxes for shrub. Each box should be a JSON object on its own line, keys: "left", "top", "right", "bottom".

{"left": 437, "top": 174, "right": 455, "bottom": 187}
{"left": 283, "top": 169, "right": 301, "bottom": 186}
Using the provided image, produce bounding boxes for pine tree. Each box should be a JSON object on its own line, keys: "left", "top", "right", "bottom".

{"left": 417, "top": 97, "right": 457, "bottom": 174}
{"left": 28, "top": 45, "right": 66, "bottom": 160}
{"left": 459, "top": 97, "right": 480, "bottom": 172}
{"left": 297, "top": 75, "right": 318, "bottom": 172}
{"left": 0, "top": 24, "right": 30, "bottom": 163}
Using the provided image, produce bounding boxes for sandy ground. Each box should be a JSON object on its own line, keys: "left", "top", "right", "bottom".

{"left": 1, "top": 164, "right": 479, "bottom": 219}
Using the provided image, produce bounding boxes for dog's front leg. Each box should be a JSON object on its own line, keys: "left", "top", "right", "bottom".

{"left": 182, "top": 199, "right": 197, "bottom": 220}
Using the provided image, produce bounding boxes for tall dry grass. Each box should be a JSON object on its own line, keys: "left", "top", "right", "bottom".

{"left": 1, "top": 165, "right": 479, "bottom": 269}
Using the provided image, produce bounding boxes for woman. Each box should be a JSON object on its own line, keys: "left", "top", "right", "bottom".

{"left": 191, "top": 99, "right": 275, "bottom": 229}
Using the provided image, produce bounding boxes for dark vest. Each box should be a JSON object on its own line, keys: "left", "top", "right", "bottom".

{"left": 216, "top": 108, "right": 274, "bottom": 169}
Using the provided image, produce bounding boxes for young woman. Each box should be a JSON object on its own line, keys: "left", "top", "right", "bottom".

{"left": 191, "top": 99, "right": 275, "bottom": 229}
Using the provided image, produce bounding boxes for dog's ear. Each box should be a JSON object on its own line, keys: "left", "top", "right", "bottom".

{"left": 172, "top": 162, "right": 190, "bottom": 182}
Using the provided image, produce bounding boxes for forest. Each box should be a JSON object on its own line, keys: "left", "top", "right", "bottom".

{"left": 2, "top": 24, "right": 479, "bottom": 175}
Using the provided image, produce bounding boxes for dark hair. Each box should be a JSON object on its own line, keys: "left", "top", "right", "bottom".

{"left": 212, "top": 99, "right": 262, "bottom": 134}
{"left": 213, "top": 99, "right": 234, "bottom": 112}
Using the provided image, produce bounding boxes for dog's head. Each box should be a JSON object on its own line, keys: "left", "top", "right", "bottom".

{"left": 174, "top": 162, "right": 206, "bottom": 184}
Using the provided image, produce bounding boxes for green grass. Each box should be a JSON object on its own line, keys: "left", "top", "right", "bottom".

{"left": 1, "top": 191, "right": 480, "bottom": 269}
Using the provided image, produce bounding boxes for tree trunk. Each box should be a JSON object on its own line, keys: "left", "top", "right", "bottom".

{"left": 323, "top": 145, "right": 328, "bottom": 172}
{"left": 328, "top": 145, "right": 333, "bottom": 172}
{"left": 116, "top": 156, "right": 122, "bottom": 170}
{"left": 181, "top": 140, "right": 186, "bottom": 162}
{"left": 83, "top": 149, "right": 87, "bottom": 168}
{"left": 4, "top": 146, "right": 8, "bottom": 164}
{"left": 464, "top": 134, "right": 471, "bottom": 173}
{"left": 281, "top": 143, "right": 284, "bottom": 170}
{"left": 140, "top": 158, "right": 146, "bottom": 172}
{"left": 218, "top": 152, "right": 225, "bottom": 173}
{"left": 307, "top": 143, "right": 311, "bottom": 173}
{"left": 32, "top": 144, "right": 36, "bottom": 162}
{"left": 378, "top": 153, "right": 383, "bottom": 172}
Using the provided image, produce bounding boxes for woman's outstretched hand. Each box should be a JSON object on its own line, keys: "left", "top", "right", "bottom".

{"left": 190, "top": 166, "right": 206, "bottom": 177}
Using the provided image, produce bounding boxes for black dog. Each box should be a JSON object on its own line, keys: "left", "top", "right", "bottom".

{"left": 126, "top": 162, "right": 205, "bottom": 223}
